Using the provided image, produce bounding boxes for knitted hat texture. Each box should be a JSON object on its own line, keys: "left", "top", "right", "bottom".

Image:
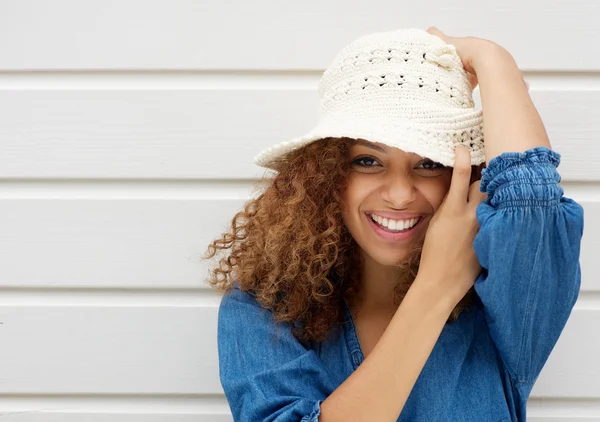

{"left": 254, "top": 28, "right": 485, "bottom": 169}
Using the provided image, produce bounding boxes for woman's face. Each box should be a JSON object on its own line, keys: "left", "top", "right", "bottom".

{"left": 340, "top": 139, "right": 453, "bottom": 267}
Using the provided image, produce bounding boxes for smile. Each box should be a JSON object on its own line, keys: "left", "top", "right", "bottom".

{"left": 369, "top": 213, "right": 420, "bottom": 232}
{"left": 365, "top": 212, "right": 424, "bottom": 241}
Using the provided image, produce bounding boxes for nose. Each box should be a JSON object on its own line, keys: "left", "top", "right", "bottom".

{"left": 381, "top": 173, "right": 417, "bottom": 208}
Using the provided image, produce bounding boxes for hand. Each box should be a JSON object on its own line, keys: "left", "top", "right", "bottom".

{"left": 414, "top": 146, "right": 487, "bottom": 308}
{"left": 426, "top": 27, "right": 529, "bottom": 92}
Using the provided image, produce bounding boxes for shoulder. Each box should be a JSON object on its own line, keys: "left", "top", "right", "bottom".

{"left": 219, "top": 283, "right": 265, "bottom": 320}
{"left": 218, "top": 283, "right": 294, "bottom": 339}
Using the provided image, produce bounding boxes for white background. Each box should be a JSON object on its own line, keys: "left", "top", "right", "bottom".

{"left": 0, "top": 0, "right": 598, "bottom": 420}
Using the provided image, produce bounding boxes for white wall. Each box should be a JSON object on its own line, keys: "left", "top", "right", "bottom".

{"left": 0, "top": 0, "right": 598, "bottom": 420}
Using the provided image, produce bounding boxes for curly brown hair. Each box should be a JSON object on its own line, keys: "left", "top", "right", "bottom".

{"left": 202, "top": 137, "right": 481, "bottom": 343}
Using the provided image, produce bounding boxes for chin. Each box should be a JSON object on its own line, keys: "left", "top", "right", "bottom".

{"left": 365, "top": 247, "right": 414, "bottom": 267}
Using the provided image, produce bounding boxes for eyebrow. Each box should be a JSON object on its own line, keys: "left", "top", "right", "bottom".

{"left": 352, "top": 139, "right": 387, "bottom": 153}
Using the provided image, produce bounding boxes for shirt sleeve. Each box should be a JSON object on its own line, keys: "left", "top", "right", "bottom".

{"left": 473, "top": 147, "right": 584, "bottom": 391}
{"left": 217, "top": 285, "right": 337, "bottom": 422}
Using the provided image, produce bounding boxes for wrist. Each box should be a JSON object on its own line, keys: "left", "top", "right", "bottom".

{"left": 410, "top": 275, "right": 459, "bottom": 316}
{"left": 470, "top": 42, "right": 516, "bottom": 72}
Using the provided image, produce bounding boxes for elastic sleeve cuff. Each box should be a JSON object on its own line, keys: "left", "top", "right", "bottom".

{"left": 301, "top": 400, "right": 323, "bottom": 422}
{"left": 479, "top": 147, "right": 563, "bottom": 208}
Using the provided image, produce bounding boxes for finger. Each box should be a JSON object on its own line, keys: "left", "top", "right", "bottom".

{"left": 426, "top": 26, "right": 447, "bottom": 41}
{"left": 447, "top": 146, "right": 472, "bottom": 207}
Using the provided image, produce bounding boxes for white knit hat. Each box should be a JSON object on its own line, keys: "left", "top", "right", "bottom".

{"left": 254, "top": 28, "right": 485, "bottom": 170}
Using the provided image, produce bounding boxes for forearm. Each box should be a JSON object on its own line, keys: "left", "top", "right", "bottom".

{"left": 319, "top": 281, "right": 454, "bottom": 422}
{"left": 474, "top": 46, "right": 551, "bottom": 162}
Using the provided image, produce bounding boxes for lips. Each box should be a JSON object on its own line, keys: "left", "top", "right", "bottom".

{"left": 369, "top": 213, "right": 420, "bottom": 231}
{"left": 371, "top": 216, "right": 421, "bottom": 232}
{"left": 366, "top": 212, "right": 424, "bottom": 242}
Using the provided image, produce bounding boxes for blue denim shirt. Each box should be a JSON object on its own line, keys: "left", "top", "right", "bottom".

{"left": 217, "top": 147, "right": 584, "bottom": 422}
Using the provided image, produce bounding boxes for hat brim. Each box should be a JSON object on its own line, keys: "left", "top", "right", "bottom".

{"left": 254, "top": 115, "right": 485, "bottom": 170}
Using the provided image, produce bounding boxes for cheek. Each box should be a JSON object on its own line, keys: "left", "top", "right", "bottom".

{"left": 342, "top": 174, "right": 363, "bottom": 203}
{"left": 340, "top": 176, "right": 371, "bottom": 220}
{"left": 419, "top": 177, "right": 451, "bottom": 210}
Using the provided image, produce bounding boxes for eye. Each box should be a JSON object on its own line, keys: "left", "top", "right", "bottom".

{"left": 415, "top": 158, "right": 446, "bottom": 171}
{"left": 351, "top": 155, "right": 381, "bottom": 168}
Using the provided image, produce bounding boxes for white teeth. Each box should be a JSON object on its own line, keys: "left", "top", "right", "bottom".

{"left": 370, "top": 214, "right": 419, "bottom": 231}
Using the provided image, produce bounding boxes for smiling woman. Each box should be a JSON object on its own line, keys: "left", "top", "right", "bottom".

{"left": 202, "top": 28, "right": 583, "bottom": 422}
{"left": 343, "top": 139, "right": 452, "bottom": 262}
{"left": 204, "top": 135, "right": 479, "bottom": 342}
{"left": 339, "top": 138, "right": 482, "bottom": 317}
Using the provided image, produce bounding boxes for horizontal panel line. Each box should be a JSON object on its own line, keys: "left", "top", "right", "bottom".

{"left": 571, "top": 290, "right": 600, "bottom": 311}
{"left": 0, "top": 69, "right": 320, "bottom": 90}
{"left": 0, "top": 401, "right": 595, "bottom": 418}
{"left": 0, "top": 287, "right": 225, "bottom": 307}
{"left": 528, "top": 397, "right": 600, "bottom": 417}
{"left": 525, "top": 70, "right": 600, "bottom": 90}
{"left": 558, "top": 181, "right": 600, "bottom": 202}
{"left": 0, "top": 393, "right": 224, "bottom": 399}
{"left": 0, "top": 287, "right": 597, "bottom": 308}
{"left": 0, "top": 394, "right": 598, "bottom": 416}
{"left": 0, "top": 178, "right": 268, "bottom": 199}
{"left": 0, "top": 180, "right": 596, "bottom": 200}
{"left": 0, "top": 393, "right": 229, "bottom": 414}
{"left": 0, "top": 69, "right": 600, "bottom": 90}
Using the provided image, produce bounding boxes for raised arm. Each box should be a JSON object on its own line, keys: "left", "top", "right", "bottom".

{"left": 475, "top": 44, "right": 551, "bottom": 159}
{"left": 427, "top": 27, "right": 585, "bottom": 419}
{"left": 427, "top": 26, "right": 551, "bottom": 159}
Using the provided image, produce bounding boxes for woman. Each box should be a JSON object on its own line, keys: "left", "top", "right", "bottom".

{"left": 203, "top": 27, "right": 584, "bottom": 421}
